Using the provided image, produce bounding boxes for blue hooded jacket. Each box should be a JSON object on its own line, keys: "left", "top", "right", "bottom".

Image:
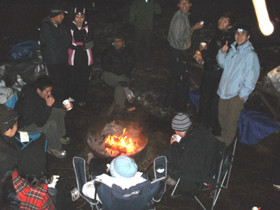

{"left": 216, "top": 40, "right": 260, "bottom": 102}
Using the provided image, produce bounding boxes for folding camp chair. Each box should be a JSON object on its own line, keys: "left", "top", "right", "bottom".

{"left": 73, "top": 156, "right": 167, "bottom": 210}
{"left": 5, "top": 92, "right": 18, "bottom": 109}
{"left": 171, "top": 136, "right": 238, "bottom": 210}
{"left": 14, "top": 131, "right": 47, "bottom": 151}
{"left": 5, "top": 92, "right": 47, "bottom": 151}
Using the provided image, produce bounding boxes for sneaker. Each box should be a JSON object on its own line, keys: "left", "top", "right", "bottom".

{"left": 60, "top": 136, "right": 71, "bottom": 145}
{"left": 71, "top": 187, "right": 80, "bottom": 201}
{"left": 47, "top": 148, "right": 67, "bottom": 158}
{"left": 127, "top": 90, "right": 135, "bottom": 103}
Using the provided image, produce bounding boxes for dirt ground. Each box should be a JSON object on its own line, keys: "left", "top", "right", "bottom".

{"left": 1, "top": 0, "right": 280, "bottom": 209}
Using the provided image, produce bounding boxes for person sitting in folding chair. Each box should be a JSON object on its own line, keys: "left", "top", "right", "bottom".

{"left": 82, "top": 155, "right": 146, "bottom": 201}
{"left": 73, "top": 154, "right": 167, "bottom": 210}
{"left": 15, "top": 75, "right": 72, "bottom": 158}
{"left": 161, "top": 113, "right": 225, "bottom": 197}
{"left": 0, "top": 104, "right": 48, "bottom": 206}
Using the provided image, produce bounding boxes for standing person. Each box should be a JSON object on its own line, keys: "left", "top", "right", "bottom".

{"left": 68, "top": 7, "right": 94, "bottom": 106}
{"left": 129, "top": 0, "right": 161, "bottom": 71}
{"left": 216, "top": 24, "right": 260, "bottom": 146}
{"left": 195, "top": 12, "right": 237, "bottom": 133}
{"left": 101, "top": 33, "right": 136, "bottom": 109}
{"left": 40, "top": 3, "right": 71, "bottom": 101}
{"left": 164, "top": 0, "right": 203, "bottom": 113}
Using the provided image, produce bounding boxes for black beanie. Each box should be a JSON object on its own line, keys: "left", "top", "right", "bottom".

{"left": 0, "top": 104, "right": 18, "bottom": 133}
{"left": 50, "top": 3, "right": 65, "bottom": 18}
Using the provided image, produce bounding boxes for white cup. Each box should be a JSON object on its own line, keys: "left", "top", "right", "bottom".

{"left": 172, "top": 134, "right": 182, "bottom": 143}
{"left": 63, "top": 99, "right": 72, "bottom": 111}
{"left": 200, "top": 42, "right": 207, "bottom": 48}
{"left": 200, "top": 21, "right": 204, "bottom": 25}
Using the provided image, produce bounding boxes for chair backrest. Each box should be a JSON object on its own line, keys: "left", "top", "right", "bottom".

{"left": 96, "top": 178, "right": 163, "bottom": 210}
{"left": 5, "top": 92, "right": 18, "bottom": 109}
{"left": 72, "top": 157, "right": 97, "bottom": 207}
{"left": 14, "top": 131, "right": 47, "bottom": 151}
{"left": 73, "top": 156, "right": 167, "bottom": 210}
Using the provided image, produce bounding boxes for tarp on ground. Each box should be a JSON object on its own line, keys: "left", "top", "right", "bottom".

{"left": 238, "top": 109, "right": 280, "bottom": 145}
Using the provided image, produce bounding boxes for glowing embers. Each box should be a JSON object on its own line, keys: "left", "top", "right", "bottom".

{"left": 104, "top": 128, "right": 138, "bottom": 155}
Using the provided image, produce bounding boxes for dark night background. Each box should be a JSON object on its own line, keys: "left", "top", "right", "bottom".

{"left": 1, "top": 0, "right": 280, "bottom": 209}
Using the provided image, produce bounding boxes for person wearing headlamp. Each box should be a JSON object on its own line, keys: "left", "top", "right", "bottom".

{"left": 216, "top": 24, "right": 260, "bottom": 146}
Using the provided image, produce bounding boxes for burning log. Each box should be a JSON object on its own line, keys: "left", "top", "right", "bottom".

{"left": 105, "top": 143, "right": 127, "bottom": 154}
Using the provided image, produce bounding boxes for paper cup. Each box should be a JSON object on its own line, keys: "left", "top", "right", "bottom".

{"left": 172, "top": 134, "right": 182, "bottom": 143}
{"left": 200, "top": 42, "right": 207, "bottom": 48}
{"left": 63, "top": 99, "right": 72, "bottom": 111}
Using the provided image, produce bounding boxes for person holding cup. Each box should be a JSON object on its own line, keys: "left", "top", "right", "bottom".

{"left": 15, "top": 75, "right": 72, "bottom": 158}
{"left": 195, "top": 12, "right": 237, "bottom": 134}
{"left": 164, "top": 0, "right": 204, "bottom": 113}
{"left": 161, "top": 113, "right": 224, "bottom": 197}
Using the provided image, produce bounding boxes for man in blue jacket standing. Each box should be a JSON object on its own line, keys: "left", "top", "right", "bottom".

{"left": 216, "top": 24, "right": 260, "bottom": 146}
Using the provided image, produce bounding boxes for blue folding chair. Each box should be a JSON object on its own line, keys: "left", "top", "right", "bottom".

{"left": 15, "top": 131, "right": 47, "bottom": 152}
{"left": 5, "top": 92, "right": 18, "bottom": 109}
{"left": 5, "top": 92, "right": 47, "bottom": 151}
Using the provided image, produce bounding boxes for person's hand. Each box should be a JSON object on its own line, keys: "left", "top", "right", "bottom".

{"left": 239, "top": 97, "right": 244, "bottom": 101}
{"left": 193, "top": 51, "right": 204, "bottom": 65}
{"left": 46, "top": 95, "right": 55, "bottom": 107}
{"left": 221, "top": 41, "right": 229, "bottom": 53}
{"left": 170, "top": 135, "right": 177, "bottom": 145}
{"left": 192, "top": 22, "right": 204, "bottom": 31}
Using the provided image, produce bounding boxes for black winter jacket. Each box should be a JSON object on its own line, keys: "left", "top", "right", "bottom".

{"left": 168, "top": 122, "right": 225, "bottom": 183}
{"left": 0, "top": 135, "right": 21, "bottom": 181}
{"left": 201, "top": 29, "right": 235, "bottom": 72}
{"left": 15, "top": 84, "right": 64, "bottom": 129}
{"left": 40, "top": 16, "right": 71, "bottom": 64}
{"left": 101, "top": 45, "right": 135, "bottom": 76}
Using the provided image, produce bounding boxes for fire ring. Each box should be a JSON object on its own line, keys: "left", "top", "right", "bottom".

{"left": 87, "top": 120, "right": 148, "bottom": 159}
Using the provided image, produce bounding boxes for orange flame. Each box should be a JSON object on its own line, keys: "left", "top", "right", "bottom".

{"left": 105, "top": 128, "right": 136, "bottom": 154}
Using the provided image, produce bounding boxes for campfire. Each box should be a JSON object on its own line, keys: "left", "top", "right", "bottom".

{"left": 104, "top": 128, "right": 137, "bottom": 155}
{"left": 87, "top": 121, "right": 148, "bottom": 158}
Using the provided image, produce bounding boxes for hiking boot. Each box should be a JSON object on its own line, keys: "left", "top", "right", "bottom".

{"left": 47, "top": 148, "right": 67, "bottom": 158}
{"left": 60, "top": 136, "right": 71, "bottom": 145}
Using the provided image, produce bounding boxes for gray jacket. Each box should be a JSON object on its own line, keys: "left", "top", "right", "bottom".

{"left": 168, "top": 10, "right": 193, "bottom": 50}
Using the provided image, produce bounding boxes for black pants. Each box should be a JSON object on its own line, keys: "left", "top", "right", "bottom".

{"left": 46, "top": 62, "right": 69, "bottom": 101}
{"left": 199, "top": 70, "right": 222, "bottom": 131}
{"left": 68, "top": 65, "right": 91, "bottom": 103}
{"left": 164, "top": 46, "right": 190, "bottom": 113}
{"left": 134, "top": 28, "right": 152, "bottom": 69}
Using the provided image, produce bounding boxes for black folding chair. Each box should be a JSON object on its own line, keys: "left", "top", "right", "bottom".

{"left": 171, "top": 136, "right": 238, "bottom": 210}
